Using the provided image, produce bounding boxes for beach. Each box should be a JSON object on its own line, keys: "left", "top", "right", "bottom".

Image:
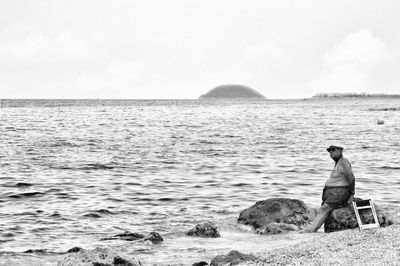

{"left": 251, "top": 225, "right": 400, "bottom": 265}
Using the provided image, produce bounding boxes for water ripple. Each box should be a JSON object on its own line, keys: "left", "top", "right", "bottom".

{"left": 1, "top": 98, "right": 400, "bottom": 254}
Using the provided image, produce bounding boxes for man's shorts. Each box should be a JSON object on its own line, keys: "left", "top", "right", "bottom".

{"left": 322, "top": 186, "right": 351, "bottom": 209}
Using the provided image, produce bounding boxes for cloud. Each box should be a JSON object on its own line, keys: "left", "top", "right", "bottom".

{"left": 311, "top": 30, "right": 393, "bottom": 93}
{"left": 75, "top": 60, "right": 146, "bottom": 98}
{"left": 324, "top": 30, "right": 389, "bottom": 67}
{"left": 105, "top": 61, "right": 145, "bottom": 85}
{"left": 243, "top": 43, "right": 287, "bottom": 63}
{"left": 0, "top": 26, "right": 90, "bottom": 66}
{"left": 151, "top": 32, "right": 176, "bottom": 46}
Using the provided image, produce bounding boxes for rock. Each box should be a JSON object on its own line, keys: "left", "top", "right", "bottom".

{"left": 187, "top": 222, "right": 221, "bottom": 238}
{"left": 199, "top": 84, "right": 265, "bottom": 99}
{"left": 101, "top": 231, "right": 163, "bottom": 243}
{"left": 112, "top": 256, "right": 136, "bottom": 266}
{"left": 324, "top": 198, "right": 394, "bottom": 232}
{"left": 238, "top": 198, "right": 317, "bottom": 234}
{"left": 256, "top": 222, "right": 298, "bottom": 234}
{"left": 192, "top": 261, "right": 209, "bottom": 266}
{"left": 143, "top": 231, "right": 163, "bottom": 244}
{"left": 66, "top": 247, "right": 83, "bottom": 253}
{"left": 210, "top": 250, "right": 257, "bottom": 266}
{"left": 57, "top": 247, "right": 141, "bottom": 266}
{"left": 23, "top": 249, "right": 48, "bottom": 254}
{"left": 103, "top": 231, "right": 145, "bottom": 241}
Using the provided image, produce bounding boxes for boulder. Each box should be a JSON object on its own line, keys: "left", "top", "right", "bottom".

{"left": 143, "top": 231, "right": 163, "bottom": 243}
{"left": 66, "top": 247, "right": 83, "bottom": 253}
{"left": 324, "top": 198, "right": 394, "bottom": 232}
{"left": 187, "top": 222, "right": 221, "bottom": 238}
{"left": 238, "top": 198, "right": 317, "bottom": 234}
{"left": 101, "top": 231, "right": 144, "bottom": 241}
{"left": 57, "top": 247, "right": 140, "bottom": 266}
{"left": 23, "top": 249, "right": 49, "bottom": 255}
{"left": 210, "top": 250, "right": 257, "bottom": 266}
{"left": 256, "top": 222, "right": 298, "bottom": 235}
{"left": 192, "top": 261, "right": 209, "bottom": 266}
{"left": 101, "top": 231, "right": 163, "bottom": 243}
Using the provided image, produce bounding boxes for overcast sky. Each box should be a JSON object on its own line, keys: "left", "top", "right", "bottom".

{"left": 1, "top": 0, "right": 400, "bottom": 99}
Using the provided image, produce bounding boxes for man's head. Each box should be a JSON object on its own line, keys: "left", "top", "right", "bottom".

{"left": 327, "top": 145, "right": 343, "bottom": 160}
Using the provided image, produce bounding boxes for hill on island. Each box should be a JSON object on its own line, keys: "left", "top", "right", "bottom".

{"left": 199, "top": 84, "right": 266, "bottom": 99}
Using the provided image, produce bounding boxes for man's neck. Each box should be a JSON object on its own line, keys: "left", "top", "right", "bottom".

{"left": 334, "top": 155, "right": 343, "bottom": 163}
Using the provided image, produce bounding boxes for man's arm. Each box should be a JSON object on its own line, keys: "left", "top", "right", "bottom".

{"left": 341, "top": 159, "right": 355, "bottom": 196}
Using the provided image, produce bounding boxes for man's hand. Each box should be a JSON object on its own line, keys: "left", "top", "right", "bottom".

{"left": 347, "top": 194, "right": 354, "bottom": 205}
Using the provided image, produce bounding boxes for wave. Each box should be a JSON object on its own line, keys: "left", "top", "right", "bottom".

{"left": 2, "top": 182, "right": 34, "bottom": 188}
{"left": 51, "top": 163, "right": 117, "bottom": 171}
{"left": 82, "top": 209, "right": 116, "bottom": 218}
{"left": 231, "top": 183, "right": 251, "bottom": 187}
{"left": 378, "top": 166, "right": 400, "bottom": 170}
{"left": 8, "top": 192, "right": 44, "bottom": 199}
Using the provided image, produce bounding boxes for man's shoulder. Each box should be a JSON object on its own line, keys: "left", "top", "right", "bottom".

{"left": 339, "top": 157, "right": 352, "bottom": 168}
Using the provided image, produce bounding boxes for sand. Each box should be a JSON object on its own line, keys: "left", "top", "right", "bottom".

{"left": 249, "top": 225, "right": 400, "bottom": 265}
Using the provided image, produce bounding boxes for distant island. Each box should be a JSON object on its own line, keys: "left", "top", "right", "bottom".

{"left": 313, "top": 92, "right": 400, "bottom": 98}
{"left": 199, "top": 84, "right": 266, "bottom": 99}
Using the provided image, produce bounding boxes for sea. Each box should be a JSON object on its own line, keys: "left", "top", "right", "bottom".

{"left": 0, "top": 98, "right": 399, "bottom": 265}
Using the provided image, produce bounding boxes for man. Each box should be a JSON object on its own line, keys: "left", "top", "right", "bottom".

{"left": 306, "top": 145, "right": 355, "bottom": 232}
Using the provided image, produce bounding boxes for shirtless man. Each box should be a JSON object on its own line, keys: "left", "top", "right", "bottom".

{"left": 306, "top": 145, "right": 355, "bottom": 232}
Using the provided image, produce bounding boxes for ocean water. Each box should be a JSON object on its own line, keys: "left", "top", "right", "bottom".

{"left": 0, "top": 98, "right": 399, "bottom": 265}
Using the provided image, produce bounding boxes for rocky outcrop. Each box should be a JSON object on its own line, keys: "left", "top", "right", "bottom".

{"left": 238, "top": 198, "right": 317, "bottom": 234}
{"left": 199, "top": 84, "right": 265, "bottom": 99}
{"left": 256, "top": 222, "right": 298, "bottom": 235}
{"left": 101, "top": 231, "right": 144, "bottom": 241}
{"left": 187, "top": 222, "right": 221, "bottom": 238}
{"left": 66, "top": 247, "right": 83, "bottom": 253}
{"left": 210, "top": 250, "right": 258, "bottom": 266}
{"left": 192, "top": 261, "right": 209, "bottom": 266}
{"left": 142, "top": 231, "right": 164, "bottom": 243}
{"left": 101, "top": 231, "right": 163, "bottom": 243}
{"left": 57, "top": 247, "right": 140, "bottom": 266}
{"left": 324, "top": 198, "right": 394, "bottom": 232}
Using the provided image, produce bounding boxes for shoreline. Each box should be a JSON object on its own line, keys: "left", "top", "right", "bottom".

{"left": 0, "top": 225, "right": 399, "bottom": 265}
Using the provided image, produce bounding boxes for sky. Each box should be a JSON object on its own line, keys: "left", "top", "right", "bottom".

{"left": 1, "top": 0, "right": 400, "bottom": 99}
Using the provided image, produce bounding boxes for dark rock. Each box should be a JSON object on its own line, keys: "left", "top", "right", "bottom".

{"left": 67, "top": 246, "right": 83, "bottom": 253}
{"left": 101, "top": 231, "right": 144, "bottom": 241}
{"left": 115, "top": 232, "right": 144, "bottom": 241}
{"left": 324, "top": 197, "right": 394, "bottom": 232}
{"left": 101, "top": 231, "right": 163, "bottom": 243}
{"left": 238, "top": 198, "right": 317, "bottom": 234}
{"left": 210, "top": 250, "right": 257, "bottom": 266}
{"left": 256, "top": 222, "right": 298, "bottom": 234}
{"left": 199, "top": 84, "right": 265, "bottom": 99}
{"left": 192, "top": 261, "right": 209, "bottom": 266}
{"left": 113, "top": 256, "right": 136, "bottom": 266}
{"left": 57, "top": 247, "right": 141, "bottom": 266}
{"left": 23, "top": 249, "right": 48, "bottom": 254}
{"left": 92, "top": 263, "right": 111, "bottom": 266}
{"left": 143, "top": 231, "right": 163, "bottom": 244}
{"left": 187, "top": 222, "right": 221, "bottom": 238}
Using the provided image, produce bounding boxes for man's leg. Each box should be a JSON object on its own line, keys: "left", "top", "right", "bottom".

{"left": 307, "top": 203, "right": 333, "bottom": 232}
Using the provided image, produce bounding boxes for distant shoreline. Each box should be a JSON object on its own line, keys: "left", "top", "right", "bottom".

{"left": 1, "top": 96, "right": 400, "bottom": 109}
{"left": 313, "top": 92, "right": 400, "bottom": 98}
